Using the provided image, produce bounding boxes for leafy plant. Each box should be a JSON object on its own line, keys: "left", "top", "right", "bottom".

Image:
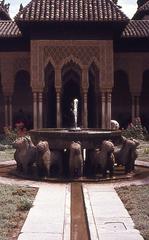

{"left": 122, "top": 117, "right": 148, "bottom": 140}
{"left": 0, "top": 125, "right": 28, "bottom": 147}
{"left": 17, "top": 197, "right": 33, "bottom": 211}
{"left": 143, "top": 148, "right": 149, "bottom": 155}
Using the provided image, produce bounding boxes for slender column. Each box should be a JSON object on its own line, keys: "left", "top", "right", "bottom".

{"left": 4, "top": 96, "right": 8, "bottom": 126}
{"left": 33, "top": 92, "right": 38, "bottom": 129}
{"left": 95, "top": 91, "right": 99, "bottom": 128}
{"left": 82, "top": 66, "right": 89, "bottom": 128}
{"left": 38, "top": 92, "right": 43, "bottom": 128}
{"left": 83, "top": 91, "right": 88, "bottom": 128}
{"left": 56, "top": 89, "right": 61, "bottom": 128}
{"left": 132, "top": 95, "right": 135, "bottom": 122}
{"left": 101, "top": 92, "right": 106, "bottom": 129}
{"left": 136, "top": 96, "right": 140, "bottom": 118}
{"left": 131, "top": 94, "right": 140, "bottom": 121}
{"left": 107, "top": 92, "right": 112, "bottom": 129}
{"left": 8, "top": 96, "right": 12, "bottom": 127}
{"left": 55, "top": 66, "right": 62, "bottom": 129}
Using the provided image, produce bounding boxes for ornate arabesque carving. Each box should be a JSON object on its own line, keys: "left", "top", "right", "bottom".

{"left": 44, "top": 45, "right": 100, "bottom": 66}
{"left": 41, "top": 43, "right": 102, "bottom": 91}
{"left": 30, "top": 40, "right": 114, "bottom": 92}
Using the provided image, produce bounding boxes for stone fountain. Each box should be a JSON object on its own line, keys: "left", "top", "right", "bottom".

{"left": 29, "top": 98, "right": 123, "bottom": 179}
{"left": 30, "top": 98, "right": 122, "bottom": 149}
{"left": 13, "top": 99, "right": 139, "bottom": 180}
{"left": 29, "top": 127, "right": 122, "bottom": 150}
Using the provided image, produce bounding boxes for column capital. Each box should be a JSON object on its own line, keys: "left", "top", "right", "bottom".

{"left": 38, "top": 92, "right": 43, "bottom": 102}
{"left": 32, "top": 88, "right": 44, "bottom": 93}
{"left": 55, "top": 87, "right": 62, "bottom": 94}
{"left": 55, "top": 65, "right": 61, "bottom": 71}
{"left": 82, "top": 88, "right": 88, "bottom": 94}
{"left": 100, "top": 88, "right": 112, "bottom": 93}
{"left": 82, "top": 65, "right": 88, "bottom": 71}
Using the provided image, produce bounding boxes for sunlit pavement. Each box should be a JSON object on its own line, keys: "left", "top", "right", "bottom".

{"left": 0, "top": 160, "right": 148, "bottom": 240}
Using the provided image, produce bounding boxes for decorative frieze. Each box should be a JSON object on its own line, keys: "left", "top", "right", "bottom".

{"left": 44, "top": 45, "right": 100, "bottom": 66}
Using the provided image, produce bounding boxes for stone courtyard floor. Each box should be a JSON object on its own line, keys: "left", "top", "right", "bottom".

{"left": 0, "top": 160, "right": 149, "bottom": 240}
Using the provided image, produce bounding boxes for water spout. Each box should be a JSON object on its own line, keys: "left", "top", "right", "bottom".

{"left": 73, "top": 98, "right": 78, "bottom": 128}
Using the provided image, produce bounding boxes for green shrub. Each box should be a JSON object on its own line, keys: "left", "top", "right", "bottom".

{"left": 122, "top": 117, "right": 148, "bottom": 140}
{"left": 0, "top": 128, "right": 17, "bottom": 146}
{"left": 0, "top": 126, "right": 28, "bottom": 147}
{"left": 143, "top": 148, "right": 149, "bottom": 155}
{"left": 17, "top": 197, "right": 33, "bottom": 211}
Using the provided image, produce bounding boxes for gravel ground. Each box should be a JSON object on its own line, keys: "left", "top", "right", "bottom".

{"left": 0, "top": 149, "right": 15, "bottom": 162}
{"left": 137, "top": 140, "right": 149, "bottom": 162}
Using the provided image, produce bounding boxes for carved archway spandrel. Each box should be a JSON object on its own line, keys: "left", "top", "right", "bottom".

{"left": 43, "top": 45, "right": 100, "bottom": 66}
{"left": 13, "top": 58, "right": 30, "bottom": 75}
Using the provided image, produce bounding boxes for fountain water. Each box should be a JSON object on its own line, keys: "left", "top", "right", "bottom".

{"left": 73, "top": 98, "right": 79, "bottom": 129}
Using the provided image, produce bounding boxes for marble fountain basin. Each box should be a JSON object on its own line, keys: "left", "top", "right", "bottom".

{"left": 29, "top": 128, "right": 122, "bottom": 150}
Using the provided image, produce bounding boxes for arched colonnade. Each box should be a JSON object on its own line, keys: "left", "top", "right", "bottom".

{"left": 0, "top": 42, "right": 149, "bottom": 131}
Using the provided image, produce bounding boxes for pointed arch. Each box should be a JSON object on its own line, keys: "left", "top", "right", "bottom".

{"left": 60, "top": 55, "right": 83, "bottom": 71}
{"left": 87, "top": 57, "right": 100, "bottom": 70}
{"left": 44, "top": 56, "right": 56, "bottom": 69}
{"left": 12, "top": 70, "right": 33, "bottom": 129}
{"left": 112, "top": 70, "right": 131, "bottom": 128}
{"left": 88, "top": 61, "right": 100, "bottom": 128}
{"left": 140, "top": 69, "right": 149, "bottom": 130}
{"left": 61, "top": 58, "right": 82, "bottom": 127}
{"left": 0, "top": 73, "right": 4, "bottom": 131}
{"left": 44, "top": 61, "right": 56, "bottom": 128}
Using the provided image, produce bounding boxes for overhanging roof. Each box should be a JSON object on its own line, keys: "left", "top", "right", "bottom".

{"left": 0, "top": 21, "right": 22, "bottom": 38}
{"left": 122, "top": 20, "right": 149, "bottom": 38}
{"left": 15, "top": 0, "right": 129, "bottom": 22}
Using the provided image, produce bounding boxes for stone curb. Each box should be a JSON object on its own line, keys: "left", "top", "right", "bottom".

{"left": 83, "top": 184, "right": 144, "bottom": 240}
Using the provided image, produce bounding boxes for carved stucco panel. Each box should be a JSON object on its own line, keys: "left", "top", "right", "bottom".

{"left": 43, "top": 45, "right": 100, "bottom": 66}
{"left": 32, "top": 40, "right": 114, "bottom": 91}
{"left": 43, "top": 45, "right": 101, "bottom": 90}
{"left": 106, "top": 43, "right": 114, "bottom": 88}
{"left": 100, "top": 43, "right": 113, "bottom": 90}
{"left": 31, "top": 43, "right": 45, "bottom": 91}
{"left": 39, "top": 46, "right": 45, "bottom": 90}
{"left": 1, "top": 59, "right": 14, "bottom": 95}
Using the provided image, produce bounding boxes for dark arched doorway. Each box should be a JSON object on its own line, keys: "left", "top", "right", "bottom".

{"left": 13, "top": 70, "right": 33, "bottom": 129}
{"left": 62, "top": 63, "right": 81, "bottom": 128}
{"left": 0, "top": 74, "right": 4, "bottom": 131}
{"left": 88, "top": 63, "right": 100, "bottom": 128}
{"left": 112, "top": 70, "right": 131, "bottom": 128}
{"left": 44, "top": 63, "right": 56, "bottom": 128}
{"left": 140, "top": 70, "right": 149, "bottom": 130}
